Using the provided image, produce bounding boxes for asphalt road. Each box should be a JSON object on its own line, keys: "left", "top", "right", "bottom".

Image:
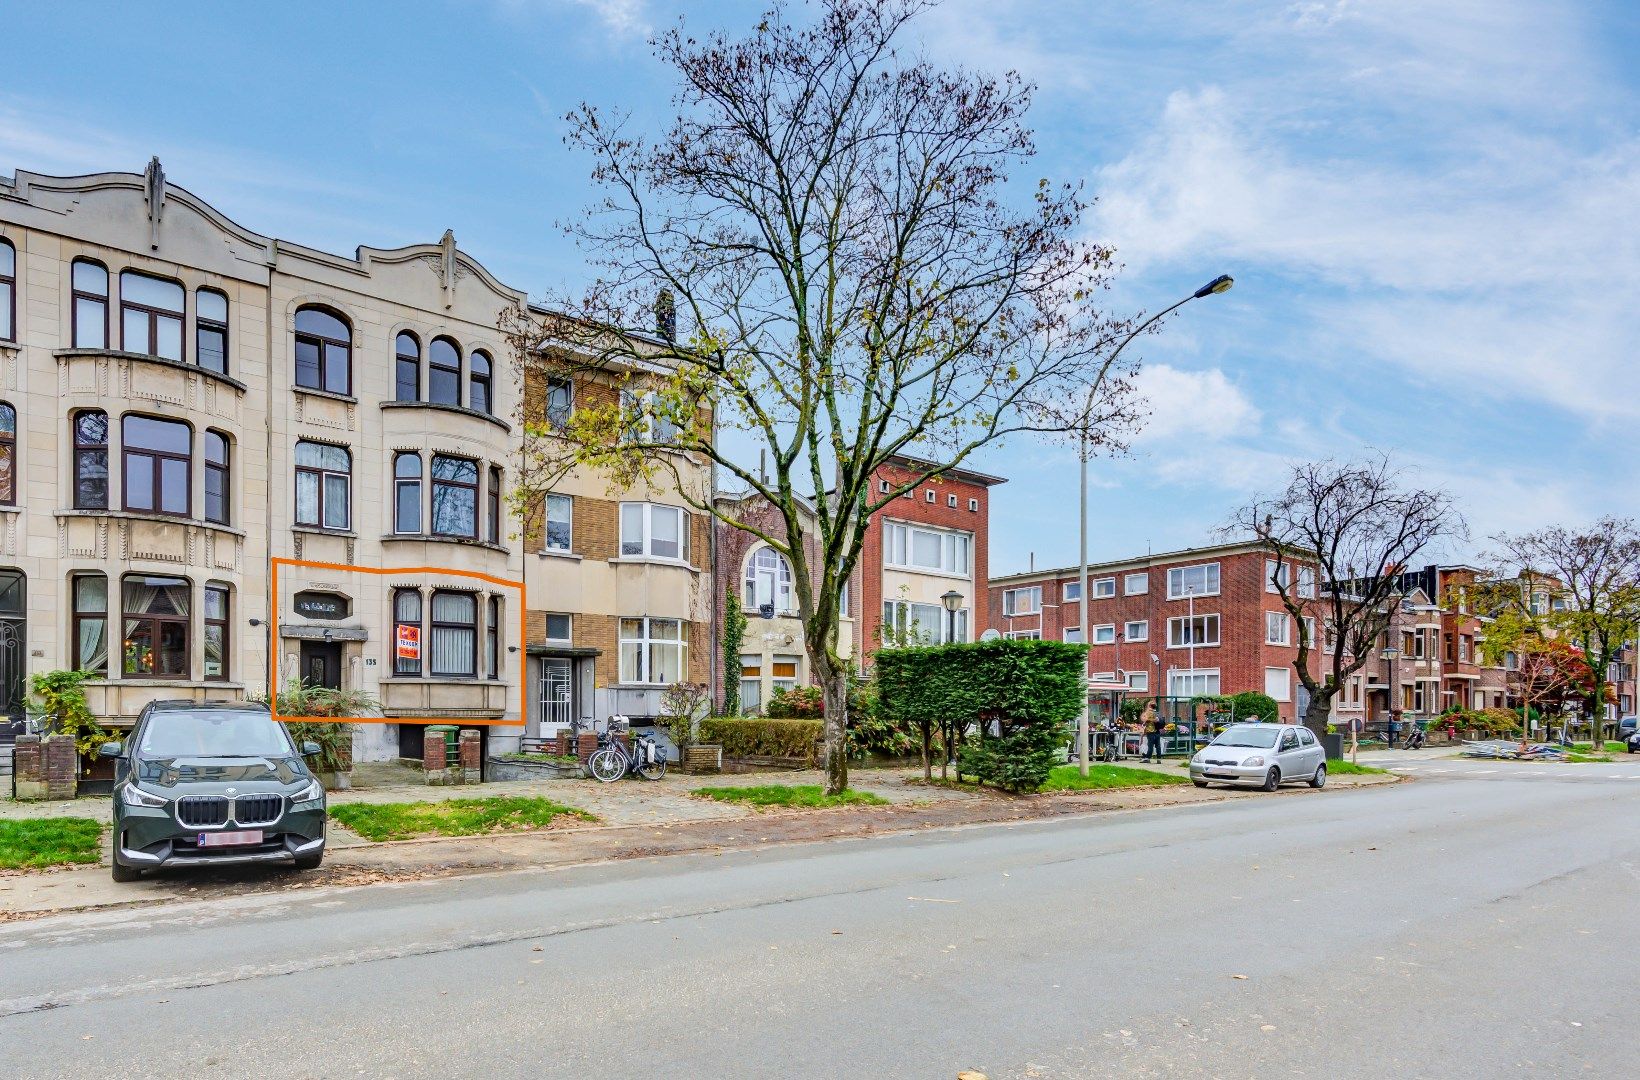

{"left": 3, "top": 769, "right": 1636, "bottom": 1079}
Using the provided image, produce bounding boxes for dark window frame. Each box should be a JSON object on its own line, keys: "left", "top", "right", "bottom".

{"left": 0, "top": 237, "right": 15, "bottom": 342}
{"left": 430, "top": 454, "right": 479, "bottom": 539}
{"left": 393, "top": 451, "right": 422, "bottom": 534}
{"left": 469, "top": 350, "right": 492, "bottom": 415}
{"left": 395, "top": 331, "right": 420, "bottom": 402}
{"left": 71, "top": 258, "right": 109, "bottom": 350}
{"left": 121, "top": 414, "right": 192, "bottom": 517}
{"left": 71, "top": 572, "right": 109, "bottom": 675}
{"left": 121, "top": 573, "right": 191, "bottom": 679}
{"left": 544, "top": 376, "right": 573, "bottom": 429}
{"left": 203, "top": 429, "right": 230, "bottom": 525}
{"left": 487, "top": 594, "right": 501, "bottom": 681}
{"left": 73, "top": 409, "right": 109, "bottom": 510}
{"left": 293, "top": 440, "right": 352, "bottom": 531}
{"left": 195, "top": 287, "right": 229, "bottom": 375}
{"left": 293, "top": 306, "right": 352, "bottom": 395}
{"left": 0, "top": 401, "right": 13, "bottom": 507}
{"left": 429, "top": 589, "right": 478, "bottom": 678}
{"left": 393, "top": 588, "right": 422, "bottom": 676}
{"left": 118, "top": 269, "right": 186, "bottom": 362}
{"left": 428, "top": 336, "right": 462, "bottom": 407}
{"left": 486, "top": 466, "right": 502, "bottom": 545}
{"left": 203, "top": 583, "right": 229, "bottom": 682}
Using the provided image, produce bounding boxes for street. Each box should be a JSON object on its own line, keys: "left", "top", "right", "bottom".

{"left": 2, "top": 768, "right": 1636, "bottom": 1079}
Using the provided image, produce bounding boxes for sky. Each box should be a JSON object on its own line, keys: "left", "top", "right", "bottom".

{"left": 4, "top": 0, "right": 1636, "bottom": 576}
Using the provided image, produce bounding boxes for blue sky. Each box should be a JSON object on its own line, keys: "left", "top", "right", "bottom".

{"left": 6, "top": 0, "right": 1636, "bottom": 575}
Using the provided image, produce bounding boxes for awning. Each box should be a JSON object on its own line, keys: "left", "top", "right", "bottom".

{"left": 526, "top": 644, "right": 601, "bottom": 658}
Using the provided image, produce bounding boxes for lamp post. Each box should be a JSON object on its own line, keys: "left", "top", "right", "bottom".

{"left": 940, "top": 590, "right": 964, "bottom": 646}
{"left": 1378, "top": 646, "right": 1401, "bottom": 763}
{"left": 1075, "top": 274, "right": 1232, "bottom": 776}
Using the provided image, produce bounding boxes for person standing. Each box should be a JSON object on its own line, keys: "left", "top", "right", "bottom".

{"left": 1141, "top": 702, "right": 1163, "bottom": 763}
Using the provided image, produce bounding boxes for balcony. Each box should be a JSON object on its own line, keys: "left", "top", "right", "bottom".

{"left": 56, "top": 508, "right": 245, "bottom": 574}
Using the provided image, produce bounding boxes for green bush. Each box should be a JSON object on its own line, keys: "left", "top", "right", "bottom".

{"left": 1229, "top": 691, "right": 1280, "bottom": 723}
{"left": 696, "top": 717, "right": 824, "bottom": 761}
{"left": 766, "top": 685, "right": 825, "bottom": 718}
{"left": 877, "top": 639, "right": 1087, "bottom": 793}
{"left": 845, "top": 680, "right": 918, "bottom": 759}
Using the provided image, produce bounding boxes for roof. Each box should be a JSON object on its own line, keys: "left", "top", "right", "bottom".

{"left": 882, "top": 453, "right": 1008, "bottom": 488}
{"left": 990, "top": 538, "right": 1314, "bottom": 586}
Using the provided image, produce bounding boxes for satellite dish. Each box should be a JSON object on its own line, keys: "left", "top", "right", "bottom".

{"left": 979, "top": 628, "right": 1002, "bottom": 642}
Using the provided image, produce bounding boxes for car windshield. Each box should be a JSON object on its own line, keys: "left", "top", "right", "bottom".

{"left": 139, "top": 713, "right": 292, "bottom": 758}
{"left": 1211, "top": 726, "right": 1280, "bottom": 749}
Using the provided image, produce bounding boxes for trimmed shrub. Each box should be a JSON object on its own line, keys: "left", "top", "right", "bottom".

{"left": 876, "top": 638, "right": 1087, "bottom": 792}
{"left": 766, "top": 685, "right": 824, "bottom": 718}
{"left": 697, "top": 717, "right": 824, "bottom": 762}
{"left": 1229, "top": 691, "right": 1280, "bottom": 724}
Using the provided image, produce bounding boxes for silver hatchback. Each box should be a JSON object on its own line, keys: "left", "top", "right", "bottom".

{"left": 1190, "top": 723, "right": 1327, "bottom": 791}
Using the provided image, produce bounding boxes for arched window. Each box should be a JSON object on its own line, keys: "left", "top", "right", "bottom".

{"left": 393, "top": 588, "right": 422, "bottom": 676}
{"left": 745, "top": 546, "right": 793, "bottom": 615}
{"left": 294, "top": 306, "right": 351, "bottom": 394}
{"left": 122, "top": 414, "right": 191, "bottom": 516}
{"left": 469, "top": 350, "right": 492, "bottom": 415}
{"left": 393, "top": 452, "right": 422, "bottom": 534}
{"left": 195, "top": 288, "right": 229, "bottom": 374}
{"left": 0, "top": 238, "right": 14, "bottom": 341}
{"left": 119, "top": 271, "right": 185, "bottom": 361}
{"left": 429, "top": 336, "right": 461, "bottom": 407}
{"left": 203, "top": 430, "right": 230, "bottom": 525}
{"left": 72, "top": 410, "right": 109, "bottom": 509}
{"left": 294, "top": 440, "right": 351, "bottom": 530}
{"left": 0, "top": 402, "right": 14, "bottom": 506}
{"left": 203, "top": 583, "right": 230, "bottom": 680}
{"left": 71, "top": 259, "right": 108, "bottom": 348}
{"left": 395, "top": 332, "right": 420, "bottom": 402}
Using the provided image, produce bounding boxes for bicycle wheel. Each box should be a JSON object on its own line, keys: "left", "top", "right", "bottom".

{"left": 588, "top": 747, "right": 626, "bottom": 783}
{"left": 636, "top": 756, "right": 667, "bottom": 781}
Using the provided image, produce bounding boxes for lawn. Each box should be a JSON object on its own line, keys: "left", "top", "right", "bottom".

{"left": 1570, "top": 741, "right": 1627, "bottom": 754}
{"left": 328, "top": 796, "right": 595, "bottom": 841}
{"left": 690, "top": 784, "right": 889, "bottom": 809}
{"left": 1326, "top": 760, "right": 1389, "bottom": 776}
{"left": 1038, "top": 764, "right": 1191, "bottom": 791}
{"left": 1566, "top": 752, "right": 1613, "bottom": 763}
{"left": 0, "top": 818, "right": 104, "bottom": 870}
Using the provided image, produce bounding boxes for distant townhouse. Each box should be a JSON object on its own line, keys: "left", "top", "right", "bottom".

{"left": 987, "top": 541, "right": 1322, "bottom": 722}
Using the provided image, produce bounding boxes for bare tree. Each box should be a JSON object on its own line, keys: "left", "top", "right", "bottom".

{"left": 1476, "top": 518, "right": 1640, "bottom": 739}
{"left": 506, "top": 0, "right": 1145, "bottom": 793}
{"left": 1230, "top": 457, "right": 1465, "bottom": 737}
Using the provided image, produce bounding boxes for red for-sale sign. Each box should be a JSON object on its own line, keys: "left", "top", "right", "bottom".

{"left": 396, "top": 624, "right": 420, "bottom": 660}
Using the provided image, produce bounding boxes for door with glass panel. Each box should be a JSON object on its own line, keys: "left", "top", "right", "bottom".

{"left": 0, "top": 570, "right": 23, "bottom": 741}
{"left": 539, "top": 658, "right": 574, "bottom": 731}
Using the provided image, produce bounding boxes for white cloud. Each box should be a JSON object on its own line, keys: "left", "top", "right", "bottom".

{"left": 1132, "top": 364, "right": 1261, "bottom": 443}
{"left": 496, "top": 0, "right": 650, "bottom": 39}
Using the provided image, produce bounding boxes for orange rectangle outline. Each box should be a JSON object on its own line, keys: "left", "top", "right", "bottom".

{"left": 270, "top": 557, "right": 527, "bottom": 727}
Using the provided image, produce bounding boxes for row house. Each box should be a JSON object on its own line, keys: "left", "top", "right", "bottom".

{"left": 987, "top": 541, "right": 1323, "bottom": 723}
{"left": 0, "top": 160, "right": 708, "bottom": 762}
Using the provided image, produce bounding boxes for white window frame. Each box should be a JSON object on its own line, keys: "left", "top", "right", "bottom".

{"left": 1167, "top": 562, "right": 1220, "bottom": 599}
{"left": 1063, "top": 626, "right": 1083, "bottom": 644}
{"left": 543, "top": 492, "right": 572, "bottom": 553}
{"left": 1123, "top": 573, "right": 1148, "bottom": 596}
{"left": 1125, "top": 670, "right": 1149, "bottom": 692}
{"left": 745, "top": 545, "right": 794, "bottom": 615}
{"left": 618, "top": 616, "right": 689, "bottom": 685}
{"left": 1062, "top": 581, "right": 1081, "bottom": 603}
{"left": 621, "top": 388, "right": 682, "bottom": 445}
{"left": 1168, "top": 614, "right": 1220, "bottom": 648}
{"left": 1167, "top": 668, "right": 1220, "bottom": 697}
{"left": 543, "top": 612, "right": 572, "bottom": 643}
{"left": 1092, "top": 671, "right": 1117, "bottom": 683}
{"left": 884, "top": 521, "right": 972, "bottom": 576}
{"left": 883, "top": 599, "right": 965, "bottom": 644}
{"left": 1092, "top": 577, "right": 1116, "bottom": 599}
{"left": 968, "top": 498, "right": 979, "bottom": 512}
{"left": 1123, "top": 620, "right": 1148, "bottom": 642}
{"left": 1092, "top": 623, "right": 1116, "bottom": 645}
{"left": 1006, "top": 629, "right": 1042, "bottom": 641}
{"left": 1266, "top": 611, "right": 1291, "bottom": 646}
{"left": 618, "top": 502, "right": 690, "bottom": 562}
{"left": 1301, "top": 616, "right": 1316, "bottom": 648}
{"left": 1265, "top": 665, "right": 1291, "bottom": 701}
{"left": 1266, "top": 558, "right": 1290, "bottom": 594}
{"left": 1002, "top": 586, "right": 1041, "bottom": 617}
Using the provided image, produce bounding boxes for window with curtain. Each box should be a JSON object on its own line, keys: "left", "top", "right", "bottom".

{"left": 431, "top": 455, "right": 478, "bottom": 537}
{"left": 203, "top": 584, "right": 229, "bottom": 680}
{"left": 294, "top": 441, "right": 351, "bottom": 529}
{"left": 203, "top": 430, "right": 229, "bottom": 525}
{"left": 619, "top": 502, "right": 688, "bottom": 560}
{"left": 122, "top": 574, "right": 190, "bottom": 677}
{"left": 740, "top": 653, "right": 763, "bottom": 713}
{"left": 394, "top": 589, "right": 422, "bottom": 676}
{"left": 618, "top": 617, "right": 688, "bottom": 684}
{"left": 73, "top": 410, "right": 109, "bottom": 509}
{"left": 487, "top": 466, "right": 502, "bottom": 544}
{"left": 744, "top": 547, "right": 793, "bottom": 614}
{"left": 771, "top": 654, "right": 800, "bottom": 692}
{"left": 119, "top": 271, "right": 184, "bottom": 361}
{"left": 71, "top": 259, "right": 108, "bottom": 348}
{"left": 429, "top": 337, "right": 461, "bottom": 406}
{"left": 72, "top": 574, "right": 109, "bottom": 675}
{"left": 395, "top": 332, "right": 420, "bottom": 402}
{"left": 0, "top": 402, "right": 13, "bottom": 506}
{"left": 486, "top": 595, "right": 501, "bottom": 680}
{"left": 0, "top": 238, "right": 14, "bottom": 341}
{"left": 429, "top": 591, "right": 477, "bottom": 677}
{"left": 470, "top": 350, "right": 492, "bottom": 414}
{"left": 294, "top": 306, "right": 351, "bottom": 394}
{"left": 544, "top": 493, "right": 572, "bottom": 552}
{"left": 195, "top": 288, "right": 228, "bottom": 374}
{"left": 393, "top": 452, "right": 422, "bottom": 533}
{"left": 122, "top": 414, "right": 191, "bottom": 515}
{"left": 544, "top": 377, "right": 573, "bottom": 429}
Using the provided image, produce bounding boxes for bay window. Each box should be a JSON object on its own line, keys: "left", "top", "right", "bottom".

{"left": 294, "top": 306, "right": 351, "bottom": 395}
{"left": 0, "top": 238, "right": 13, "bottom": 340}
{"left": 486, "top": 595, "right": 501, "bottom": 680}
{"left": 0, "top": 402, "right": 12, "bottom": 506}
{"left": 393, "top": 452, "right": 422, "bottom": 533}
{"left": 429, "top": 590, "right": 477, "bottom": 677}
{"left": 429, "top": 337, "right": 461, "bottom": 406}
{"left": 431, "top": 455, "right": 479, "bottom": 537}
{"left": 619, "top": 617, "right": 689, "bottom": 684}
{"left": 120, "top": 271, "right": 184, "bottom": 361}
{"left": 204, "top": 584, "right": 229, "bottom": 680}
{"left": 195, "top": 288, "right": 228, "bottom": 374}
{"left": 122, "top": 414, "right": 191, "bottom": 516}
{"left": 71, "top": 259, "right": 108, "bottom": 348}
{"left": 122, "top": 574, "right": 190, "bottom": 678}
{"left": 395, "top": 332, "right": 420, "bottom": 401}
{"left": 772, "top": 654, "right": 800, "bottom": 692}
{"left": 203, "top": 430, "right": 229, "bottom": 525}
{"left": 487, "top": 466, "right": 502, "bottom": 544}
{"left": 294, "top": 440, "right": 351, "bottom": 530}
{"left": 470, "top": 350, "right": 493, "bottom": 415}
{"left": 73, "top": 410, "right": 108, "bottom": 509}
{"left": 620, "top": 502, "right": 689, "bottom": 560}
{"left": 394, "top": 589, "right": 422, "bottom": 676}
{"left": 72, "top": 573, "right": 109, "bottom": 675}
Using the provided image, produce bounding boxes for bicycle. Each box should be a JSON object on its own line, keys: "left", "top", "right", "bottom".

{"left": 587, "top": 717, "right": 667, "bottom": 783}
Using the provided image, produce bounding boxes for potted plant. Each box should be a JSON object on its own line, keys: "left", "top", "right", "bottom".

{"left": 28, "top": 669, "right": 110, "bottom": 794}
{"left": 257, "top": 680, "right": 380, "bottom": 789}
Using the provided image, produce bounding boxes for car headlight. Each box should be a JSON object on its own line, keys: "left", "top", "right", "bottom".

{"left": 292, "top": 779, "right": 325, "bottom": 808}
{"left": 1243, "top": 756, "right": 1265, "bottom": 767}
{"left": 121, "top": 782, "right": 169, "bottom": 809}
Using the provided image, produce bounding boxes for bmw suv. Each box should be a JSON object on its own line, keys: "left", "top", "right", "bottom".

{"left": 102, "top": 701, "right": 327, "bottom": 882}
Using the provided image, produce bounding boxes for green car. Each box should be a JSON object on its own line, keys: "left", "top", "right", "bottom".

{"left": 102, "top": 701, "right": 327, "bottom": 882}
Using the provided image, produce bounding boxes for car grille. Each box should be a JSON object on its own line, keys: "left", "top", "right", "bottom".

{"left": 234, "top": 794, "right": 283, "bottom": 827}
{"left": 1204, "top": 759, "right": 1241, "bottom": 768}
{"left": 177, "top": 796, "right": 230, "bottom": 828}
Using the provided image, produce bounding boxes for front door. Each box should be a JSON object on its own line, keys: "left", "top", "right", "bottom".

{"left": 0, "top": 570, "right": 25, "bottom": 742}
{"left": 539, "top": 658, "right": 573, "bottom": 732}
{"left": 299, "top": 642, "right": 343, "bottom": 690}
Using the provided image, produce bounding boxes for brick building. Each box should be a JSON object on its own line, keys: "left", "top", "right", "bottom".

{"left": 987, "top": 541, "right": 1323, "bottom": 723}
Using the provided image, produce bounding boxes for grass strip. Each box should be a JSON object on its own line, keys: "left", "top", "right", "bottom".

{"left": 690, "top": 784, "right": 889, "bottom": 809}
{"left": 329, "top": 796, "right": 594, "bottom": 841}
{"left": 0, "top": 818, "right": 104, "bottom": 870}
{"left": 1038, "top": 764, "right": 1191, "bottom": 791}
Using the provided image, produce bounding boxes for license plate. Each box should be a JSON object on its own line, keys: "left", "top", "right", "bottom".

{"left": 198, "top": 830, "right": 263, "bottom": 847}
{"left": 1205, "top": 771, "right": 1238, "bottom": 779}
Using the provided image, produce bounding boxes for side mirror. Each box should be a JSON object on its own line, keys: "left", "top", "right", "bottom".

{"left": 98, "top": 741, "right": 123, "bottom": 759}
{"left": 301, "top": 741, "right": 322, "bottom": 756}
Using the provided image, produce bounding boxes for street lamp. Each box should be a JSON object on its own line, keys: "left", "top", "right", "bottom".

{"left": 940, "top": 590, "right": 964, "bottom": 645}
{"left": 1074, "top": 274, "right": 1234, "bottom": 777}
{"left": 1379, "top": 646, "right": 1401, "bottom": 759}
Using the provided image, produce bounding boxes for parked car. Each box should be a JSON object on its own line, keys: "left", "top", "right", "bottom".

{"left": 1625, "top": 727, "right": 1640, "bottom": 754}
{"left": 102, "top": 701, "right": 327, "bottom": 882}
{"left": 1189, "top": 722, "right": 1327, "bottom": 791}
{"left": 1618, "top": 716, "right": 1638, "bottom": 745}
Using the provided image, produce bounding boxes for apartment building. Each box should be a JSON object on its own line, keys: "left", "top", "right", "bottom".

{"left": 988, "top": 541, "right": 1323, "bottom": 722}
{"left": 0, "top": 160, "right": 544, "bottom": 762}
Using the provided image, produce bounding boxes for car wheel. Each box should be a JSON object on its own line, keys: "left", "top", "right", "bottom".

{"left": 1192, "top": 779, "right": 1209, "bottom": 788}
{"left": 1310, "top": 763, "right": 1327, "bottom": 789}
{"left": 293, "top": 852, "right": 324, "bottom": 872}
{"left": 110, "top": 856, "right": 142, "bottom": 883}
{"left": 1261, "top": 767, "right": 1281, "bottom": 792}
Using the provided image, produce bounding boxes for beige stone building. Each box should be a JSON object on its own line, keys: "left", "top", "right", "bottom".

{"left": 0, "top": 161, "right": 524, "bottom": 762}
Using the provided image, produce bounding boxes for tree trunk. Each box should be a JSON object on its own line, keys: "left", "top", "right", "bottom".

{"left": 921, "top": 722, "right": 932, "bottom": 781}
{"left": 819, "top": 666, "right": 850, "bottom": 795}
{"left": 1302, "top": 692, "right": 1333, "bottom": 740}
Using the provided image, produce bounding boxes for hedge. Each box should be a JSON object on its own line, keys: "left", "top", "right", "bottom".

{"left": 696, "top": 717, "right": 824, "bottom": 762}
